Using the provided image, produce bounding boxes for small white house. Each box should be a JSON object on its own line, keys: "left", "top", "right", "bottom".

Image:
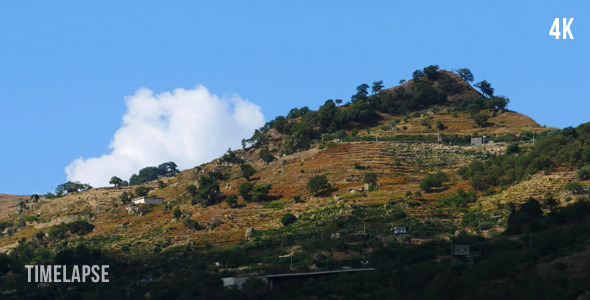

{"left": 133, "top": 196, "right": 164, "bottom": 205}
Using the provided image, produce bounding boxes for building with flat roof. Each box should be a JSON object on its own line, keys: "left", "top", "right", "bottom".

{"left": 132, "top": 196, "right": 164, "bottom": 205}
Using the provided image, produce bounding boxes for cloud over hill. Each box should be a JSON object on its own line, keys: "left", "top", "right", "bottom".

{"left": 65, "top": 85, "right": 264, "bottom": 187}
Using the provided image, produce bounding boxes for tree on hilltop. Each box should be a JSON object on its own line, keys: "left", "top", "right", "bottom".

{"left": 372, "top": 80, "right": 384, "bottom": 95}
{"left": 475, "top": 80, "right": 494, "bottom": 97}
{"left": 455, "top": 68, "right": 474, "bottom": 82}
{"left": 351, "top": 84, "right": 369, "bottom": 102}
{"left": 109, "top": 176, "right": 123, "bottom": 188}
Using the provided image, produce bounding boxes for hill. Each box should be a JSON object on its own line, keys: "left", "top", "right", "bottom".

{"left": 2, "top": 66, "right": 590, "bottom": 299}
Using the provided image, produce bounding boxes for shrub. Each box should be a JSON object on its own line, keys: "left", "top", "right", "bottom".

{"left": 240, "top": 164, "right": 256, "bottom": 180}
{"left": 157, "top": 180, "right": 167, "bottom": 189}
{"left": 252, "top": 184, "right": 272, "bottom": 202}
{"left": 173, "top": 207, "right": 182, "bottom": 219}
{"left": 186, "top": 184, "right": 198, "bottom": 197}
{"left": 135, "top": 186, "right": 150, "bottom": 197}
{"left": 506, "top": 143, "right": 520, "bottom": 155}
{"left": 119, "top": 191, "right": 133, "bottom": 204}
{"left": 281, "top": 213, "right": 297, "bottom": 226}
{"left": 420, "top": 172, "right": 448, "bottom": 192}
{"left": 363, "top": 172, "right": 378, "bottom": 187}
{"left": 564, "top": 181, "right": 586, "bottom": 194}
{"left": 239, "top": 182, "right": 254, "bottom": 201}
{"left": 577, "top": 165, "right": 590, "bottom": 180}
{"left": 225, "top": 194, "right": 238, "bottom": 207}
{"left": 259, "top": 146, "right": 276, "bottom": 164}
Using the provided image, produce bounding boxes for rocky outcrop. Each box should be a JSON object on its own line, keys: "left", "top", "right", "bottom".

{"left": 126, "top": 205, "right": 142, "bottom": 217}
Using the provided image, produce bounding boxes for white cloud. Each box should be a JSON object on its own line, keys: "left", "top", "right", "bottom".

{"left": 65, "top": 85, "right": 265, "bottom": 187}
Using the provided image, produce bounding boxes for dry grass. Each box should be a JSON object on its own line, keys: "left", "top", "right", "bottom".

{"left": 0, "top": 109, "right": 560, "bottom": 255}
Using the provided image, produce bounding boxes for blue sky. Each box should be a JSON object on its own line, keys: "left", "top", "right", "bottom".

{"left": 1, "top": 1, "right": 588, "bottom": 195}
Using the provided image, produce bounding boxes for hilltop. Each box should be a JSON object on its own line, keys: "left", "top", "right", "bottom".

{"left": 2, "top": 66, "right": 590, "bottom": 298}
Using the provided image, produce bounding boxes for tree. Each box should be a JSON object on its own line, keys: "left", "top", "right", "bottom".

{"left": 474, "top": 80, "right": 494, "bottom": 97}
{"left": 486, "top": 96, "right": 509, "bottom": 112}
{"left": 135, "top": 186, "right": 150, "bottom": 197}
{"left": 423, "top": 65, "right": 439, "bottom": 80}
{"left": 195, "top": 173, "right": 220, "bottom": 206}
{"left": 455, "top": 68, "right": 474, "bottom": 82}
{"left": 157, "top": 180, "right": 167, "bottom": 189}
{"left": 173, "top": 207, "right": 182, "bottom": 219}
{"left": 119, "top": 191, "right": 133, "bottom": 204}
{"left": 259, "top": 146, "right": 275, "bottom": 164}
{"left": 506, "top": 198, "right": 543, "bottom": 234}
{"left": 363, "top": 172, "right": 378, "bottom": 187}
{"left": 372, "top": 80, "right": 384, "bottom": 95}
{"left": 221, "top": 148, "right": 244, "bottom": 165}
{"left": 420, "top": 172, "right": 448, "bottom": 192}
{"left": 55, "top": 181, "right": 92, "bottom": 195}
{"left": 109, "top": 176, "right": 123, "bottom": 188}
{"left": 543, "top": 193, "right": 559, "bottom": 211}
{"left": 577, "top": 166, "right": 590, "bottom": 180}
{"left": 335, "top": 99, "right": 343, "bottom": 105}
{"left": 351, "top": 83, "right": 369, "bottom": 102}
{"left": 506, "top": 143, "right": 520, "bottom": 155}
{"left": 473, "top": 112, "right": 489, "bottom": 128}
{"left": 252, "top": 184, "right": 272, "bottom": 202}
{"left": 238, "top": 182, "right": 254, "bottom": 202}
{"left": 240, "top": 164, "right": 256, "bottom": 180}
{"left": 436, "top": 121, "right": 446, "bottom": 130}
{"left": 412, "top": 70, "right": 424, "bottom": 80}
{"left": 564, "top": 181, "right": 585, "bottom": 194}
{"left": 129, "top": 161, "right": 179, "bottom": 185}
{"left": 29, "top": 194, "right": 40, "bottom": 203}
{"left": 186, "top": 184, "right": 198, "bottom": 197}
{"left": 225, "top": 194, "right": 238, "bottom": 208}
{"left": 281, "top": 213, "right": 297, "bottom": 226}
{"left": 307, "top": 175, "right": 331, "bottom": 196}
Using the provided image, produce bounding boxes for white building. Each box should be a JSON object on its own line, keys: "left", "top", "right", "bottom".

{"left": 132, "top": 196, "right": 164, "bottom": 205}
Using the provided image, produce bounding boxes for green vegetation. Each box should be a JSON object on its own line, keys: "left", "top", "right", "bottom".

{"left": 129, "top": 161, "right": 179, "bottom": 185}
{"left": 220, "top": 148, "right": 244, "bottom": 165}
{"left": 474, "top": 79, "right": 494, "bottom": 97}
{"left": 55, "top": 181, "right": 92, "bottom": 196}
{"left": 307, "top": 175, "right": 331, "bottom": 196}
{"left": 48, "top": 220, "right": 94, "bottom": 240}
{"left": 419, "top": 172, "right": 448, "bottom": 192}
{"left": 459, "top": 122, "right": 590, "bottom": 191}
{"left": 454, "top": 68, "right": 474, "bottom": 82}
{"left": 225, "top": 194, "right": 238, "bottom": 207}
{"left": 280, "top": 213, "right": 297, "bottom": 226}
{"left": 173, "top": 207, "right": 182, "bottom": 219}
{"left": 119, "top": 191, "right": 133, "bottom": 204}
{"left": 438, "top": 188, "right": 477, "bottom": 210}
{"left": 242, "top": 65, "right": 485, "bottom": 155}
{"left": 259, "top": 146, "right": 276, "bottom": 164}
{"left": 134, "top": 186, "right": 150, "bottom": 197}
{"left": 238, "top": 181, "right": 254, "bottom": 202}
{"left": 109, "top": 176, "right": 124, "bottom": 188}
{"left": 240, "top": 164, "right": 256, "bottom": 180}
{"left": 192, "top": 172, "right": 222, "bottom": 206}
